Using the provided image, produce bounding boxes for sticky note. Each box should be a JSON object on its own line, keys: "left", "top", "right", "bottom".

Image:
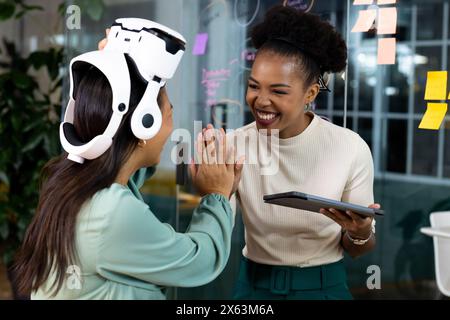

{"left": 353, "top": 0, "right": 373, "bottom": 4}
{"left": 377, "top": 7, "right": 397, "bottom": 35}
{"left": 351, "top": 9, "right": 377, "bottom": 33}
{"left": 419, "top": 103, "right": 447, "bottom": 130}
{"left": 377, "top": 0, "right": 396, "bottom": 4}
{"left": 425, "top": 71, "right": 448, "bottom": 100}
{"left": 377, "top": 38, "right": 396, "bottom": 64}
{"left": 192, "top": 33, "right": 208, "bottom": 56}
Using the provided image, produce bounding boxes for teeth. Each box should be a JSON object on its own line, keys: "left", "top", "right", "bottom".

{"left": 257, "top": 111, "right": 278, "bottom": 121}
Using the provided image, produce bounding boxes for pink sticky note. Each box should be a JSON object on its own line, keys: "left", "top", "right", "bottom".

{"left": 377, "top": 7, "right": 397, "bottom": 35}
{"left": 351, "top": 9, "right": 377, "bottom": 33}
{"left": 192, "top": 33, "right": 208, "bottom": 56}
{"left": 377, "top": 38, "right": 396, "bottom": 65}
{"left": 353, "top": 0, "right": 374, "bottom": 4}
{"left": 377, "top": 0, "right": 396, "bottom": 4}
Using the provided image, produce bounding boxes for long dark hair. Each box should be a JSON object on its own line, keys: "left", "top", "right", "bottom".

{"left": 12, "top": 55, "right": 147, "bottom": 297}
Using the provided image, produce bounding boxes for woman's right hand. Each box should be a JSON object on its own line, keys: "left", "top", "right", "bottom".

{"left": 98, "top": 28, "right": 110, "bottom": 50}
{"left": 189, "top": 127, "right": 235, "bottom": 199}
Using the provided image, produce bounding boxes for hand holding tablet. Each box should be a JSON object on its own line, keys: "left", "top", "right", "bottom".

{"left": 264, "top": 191, "right": 382, "bottom": 241}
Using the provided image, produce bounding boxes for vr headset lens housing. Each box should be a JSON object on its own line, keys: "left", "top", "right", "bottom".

{"left": 60, "top": 18, "right": 186, "bottom": 164}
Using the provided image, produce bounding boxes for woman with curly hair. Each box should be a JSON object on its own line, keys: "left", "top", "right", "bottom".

{"left": 229, "top": 5, "right": 381, "bottom": 300}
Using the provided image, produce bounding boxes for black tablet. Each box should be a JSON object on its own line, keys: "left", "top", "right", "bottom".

{"left": 263, "top": 191, "right": 384, "bottom": 218}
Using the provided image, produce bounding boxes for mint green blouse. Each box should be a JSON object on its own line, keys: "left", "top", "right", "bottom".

{"left": 31, "top": 167, "right": 233, "bottom": 300}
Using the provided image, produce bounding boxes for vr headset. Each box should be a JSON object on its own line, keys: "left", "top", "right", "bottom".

{"left": 60, "top": 18, "right": 186, "bottom": 163}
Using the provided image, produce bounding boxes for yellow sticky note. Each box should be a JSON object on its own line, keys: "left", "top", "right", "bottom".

{"left": 377, "top": 7, "right": 397, "bottom": 35}
{"left": 354, "top": 0, "right": 373, "bottom": 4}
{"left": 377, "top": 0, "right": 396, "bottom": 4}
{"left": 351, "top": 9, "right": 377, "bottom": 33}
{"left": 419, "top": 103, "right": 447, "bottom": 130}
{"left": 377, "top": 38, "right": 396, "bottom": 65}
{"left": 425, "top": 71, "right": 448, "bottom": 100}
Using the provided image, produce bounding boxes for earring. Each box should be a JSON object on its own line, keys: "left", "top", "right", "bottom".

{"left": 142, "top": 140, "right": 147, "bottom": 145}
{"left": 305, "top": 102, "right": 315, "bottom": 112}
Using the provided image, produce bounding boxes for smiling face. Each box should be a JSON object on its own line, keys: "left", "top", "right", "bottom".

{"left": 246, "top": 51, "right": 320, "bottom": 138}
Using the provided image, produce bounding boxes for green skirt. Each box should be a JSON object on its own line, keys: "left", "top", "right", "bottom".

{"left": 233, "top": 257, "right": 353, "bottom": 300}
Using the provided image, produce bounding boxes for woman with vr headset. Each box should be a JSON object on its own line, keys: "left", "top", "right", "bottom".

{"left": 226, "top": 5, "right": 382, "bottom": 300}
{"left": 12, "top": 30, "right": 240, "bottom": 299}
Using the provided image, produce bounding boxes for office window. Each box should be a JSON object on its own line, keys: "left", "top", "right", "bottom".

{"left": 417, "top": 2, "right": 443, "bottom": 40}
{"left": 357, "top": 48, "right": 376, "bottom": 112}
{"left": 414, "top": 47, "right": 441, "bottom": 114}
{"left": 443, "top": 121, "right": 450, "bottom": 177}
{"left": 413, "top": 120, "right": 439, "bottom": 175}
{"left": 333, "top": 116, "right": 353, "bottom": 129}
{"left": 333, "top": 70, "right": 346, "bottom": 111}
{"left": 358, "top": 118, "right": 373, "bottom": 151}
{"left": 314, "top": 90, "right": 328, "bottom": 111}
{"left": 385, "top": 50, "right": 411, "bottom": 113}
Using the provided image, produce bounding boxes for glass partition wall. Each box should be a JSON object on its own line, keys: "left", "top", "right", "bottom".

{"left": 64, "top": 0, "right": 449, "bottom": 299}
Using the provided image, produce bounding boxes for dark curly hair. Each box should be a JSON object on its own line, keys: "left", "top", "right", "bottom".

{"left": 251, "top": 5, "right": 347, "bottom": 88}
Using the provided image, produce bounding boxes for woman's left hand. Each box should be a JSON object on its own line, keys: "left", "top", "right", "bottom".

{"left": 320, "top": 203, "right": 380, "bottom": 239}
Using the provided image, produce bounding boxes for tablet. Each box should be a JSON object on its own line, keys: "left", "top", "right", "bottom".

{"left": 263, "top": 191, "right": 384, "bottom": 218}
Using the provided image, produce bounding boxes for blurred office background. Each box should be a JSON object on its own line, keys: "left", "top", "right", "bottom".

{"left": 0, "top": 0, "right": 449, "bottom": 299}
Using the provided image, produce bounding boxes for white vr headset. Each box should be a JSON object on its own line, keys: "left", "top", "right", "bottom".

{"left": 60, "top": 18, "right": 186, "bottom": 163}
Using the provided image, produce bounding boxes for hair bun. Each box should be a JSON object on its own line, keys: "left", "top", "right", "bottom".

{"left": 251, "top": 5, "right": 347, "bottom": 74}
